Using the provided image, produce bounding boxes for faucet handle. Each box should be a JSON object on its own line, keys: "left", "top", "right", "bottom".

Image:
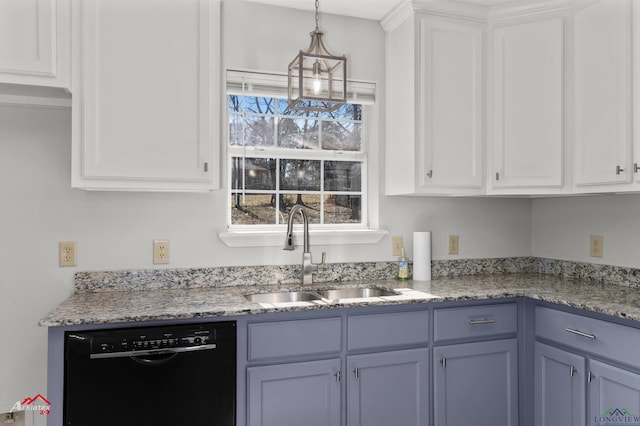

{"left": 316, "top": 252, "right": 326, "bottom": 276}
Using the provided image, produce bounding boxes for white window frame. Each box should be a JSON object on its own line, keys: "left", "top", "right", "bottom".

{"left": 219, "top": 70, "right": 386, "bottom": 247}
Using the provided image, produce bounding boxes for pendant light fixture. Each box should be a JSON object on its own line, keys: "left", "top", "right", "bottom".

{"left": 287, "top": 0, "right": 347, "bottom": 112}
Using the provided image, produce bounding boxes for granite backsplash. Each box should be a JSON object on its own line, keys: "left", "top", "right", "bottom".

{"left": 73, "top": 257, "right": 640, "bottom": 293}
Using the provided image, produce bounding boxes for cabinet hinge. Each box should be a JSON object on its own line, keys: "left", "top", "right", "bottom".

{"left": 495, "top": 172, "right": 500, "bottom": 181}
{"left": 204, "top": 162, "right": 209, "bottom": 172}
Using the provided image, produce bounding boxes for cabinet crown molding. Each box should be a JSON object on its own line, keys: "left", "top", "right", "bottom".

{"left": 382, "top": 0, "right": 580, "bottom": 31}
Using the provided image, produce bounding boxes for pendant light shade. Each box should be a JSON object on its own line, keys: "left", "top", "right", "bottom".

{"left": 288, "top": 0, "right": 347, "bottom": 112}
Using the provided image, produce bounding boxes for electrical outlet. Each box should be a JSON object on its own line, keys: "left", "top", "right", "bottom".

{"left": 391, "top": 236, "right": 403, "bottom": 256}
{"left": 59, "top": 241, "right": 77, "bottom": 267}
{"left": 153, "top": 240, "right": 170, "bottom": 264}
{"left": 590, "top": 235, "right": 603, "bottom": 258}
{"left": 448, "top": 235, "right": 459, "bottom": 255}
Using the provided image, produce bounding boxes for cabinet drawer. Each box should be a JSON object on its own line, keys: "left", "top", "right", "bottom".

{"left": 347, "top": 310, "right": 429, "bottom": 351}
{"left": 535, "top": 306, "right": 640, "bottom": 369}
{"left": 248, "top": 317, "right": 342, "bottom": 361}
{"left": 434, "top": 303, "right": 517, "bottom": 342}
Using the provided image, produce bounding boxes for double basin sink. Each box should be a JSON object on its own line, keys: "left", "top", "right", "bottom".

{"left": 245, "top": 287, "right": 399, "bottom": 304}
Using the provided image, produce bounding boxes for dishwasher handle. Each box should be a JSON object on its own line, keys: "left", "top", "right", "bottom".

{"left": 90, "top": 344, "right": 217, "bottom": 360}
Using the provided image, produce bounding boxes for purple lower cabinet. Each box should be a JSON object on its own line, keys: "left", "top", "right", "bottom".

{"left": 434, "top": 338, "right": 518, "bottom": 426}
{"left": 534, "top": 342, "right": 585, "bottom": 426}
{"left": 347, "top": 348, "right": 429, "bottom": 426}
{"left": 588, "top": 360, "right": 640, "bottom": 426}
{"left": 246, "top": 358, "right": 341, "bottom": 426}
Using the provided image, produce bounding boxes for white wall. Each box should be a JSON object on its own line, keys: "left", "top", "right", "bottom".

{"left": 532, "top": 194, "right": 640, "bottom": 268}
{"left": 0, "top": 1, "right": 532, "bottom": 416}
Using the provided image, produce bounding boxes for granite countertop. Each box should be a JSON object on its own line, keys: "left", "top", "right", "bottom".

{"left": 39, "top": 273, "right": 640, "bottom": 327}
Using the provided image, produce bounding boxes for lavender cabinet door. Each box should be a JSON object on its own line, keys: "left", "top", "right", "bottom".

{"left": 347, "top": 348, "right": 429, "bottom": 426}
{"left": 434, "top": 339, "right": 518, "bottom": 426}
{"left": 534, "top": 342, "right": 586, "bottom": 426}
{"left": 247, "top": 358, "right": 341, "bottom": 426}
{"left": 589, "top": 359, "right": 640, "bottom": 426}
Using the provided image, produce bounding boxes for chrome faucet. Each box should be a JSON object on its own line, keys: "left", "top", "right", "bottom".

{"left": 283, "top": 204, "right": 325, "bottom": 285}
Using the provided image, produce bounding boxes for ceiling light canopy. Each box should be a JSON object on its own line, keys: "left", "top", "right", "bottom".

{"left": 287, "top": 0, "right": 347, "bottom": 112}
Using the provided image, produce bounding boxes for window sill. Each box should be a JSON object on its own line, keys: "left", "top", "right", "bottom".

{"left": 219, "top": 229, "right": 388, "bottom": 248}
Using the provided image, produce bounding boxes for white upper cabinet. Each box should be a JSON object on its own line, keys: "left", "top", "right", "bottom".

{"left": 420, "top": 17, "right": 484, "bottom": 193}
{"left": 385, "top": 12, "right": 484, "bottom": 195}
{"left": 573, "top": 0, "right": 632, "bottom": 190}
{"left": 0, "top": 0, "right": 69, "bottom": 88}
{"left": 71, "top": 0, "right": 220, "bottom": 191}
{"left": 384, "top": 0, "right": 639, "bottom": 197}
{"left": 488, "top": 15, "right": 566, "bottom": 194}
{"left": 634, "top": 3, "right": 640, "bottom": 184}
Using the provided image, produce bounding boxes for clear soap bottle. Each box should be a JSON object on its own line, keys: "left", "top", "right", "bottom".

{"left": 397, "top": 247, "right": 409, "bottom": 281}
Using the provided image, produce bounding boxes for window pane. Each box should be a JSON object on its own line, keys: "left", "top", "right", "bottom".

{"left": 278, "top": 118, "right": 319, "bottom": 149}
{"left": 324, "top": 195, "right": 362, "bottom": 224}
{"left": 280, "top": 159, "right": 321, "bottom": 191}
{"left": 324, "top": 161, "right": 361, "bottom": 192}
{"left": 281, "top": 102, "right": 319, "bottom": 117}
{"left": 321, "top": 103, "right": 362, "bottom": 120}
{"left": 243, "top": 96, "right": 277, "bottom": 115}
{"left": 321, "top": 121, "right": 361, "bottom": 151}
{"left": 229, "top": 113, "right": 243, "bottom": 146}
{"left": 228, "top": 95, "right": 242, "bottom": 112}
{"left": 231, "top": 193, "right": 276, "bottom": 225}
{"left": 228, "top": 114, "right": 275, "bottom": 147}
{"left": 231, "top": 157, "right": 276, "bottom": 190}
{"left": 280, "top": 195, "right": 321, "bottom": 224}
{"left": 244, "top": 115, "right": 275, "bottom": 147}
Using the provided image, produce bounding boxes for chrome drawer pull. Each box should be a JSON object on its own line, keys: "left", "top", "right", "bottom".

{"left": 565, "top": 328, "right": 596, "bottom": 340}
{"left": 468, "top": 319, "right": 496, "bottom": 325}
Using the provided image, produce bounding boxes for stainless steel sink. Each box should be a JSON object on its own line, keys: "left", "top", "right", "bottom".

{"left": 244, "top": 291, "right": 321, "bottom": 303}
{"left": 317, "top": 287, "right": 398, "bottom": 300}
{"left": 245, "top": 287, "right": 399, "bottom": 304}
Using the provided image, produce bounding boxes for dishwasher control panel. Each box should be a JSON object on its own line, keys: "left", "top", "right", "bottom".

{"left": 85, "top": 325, "right": 215, "bottom": 355}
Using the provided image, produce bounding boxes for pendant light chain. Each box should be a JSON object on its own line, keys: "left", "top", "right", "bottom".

{"left": 315, "top": 0, "right": 320, "bottom": 31}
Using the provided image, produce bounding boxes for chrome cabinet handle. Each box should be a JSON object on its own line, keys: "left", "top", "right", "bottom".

{"left": 468, "top": 319, "right": 496, "bottom": 325}
{"left": 335, "top": 371, "right": 341, "bottom": 382}
{"left": 570, "top": 365, "right": 576, "bottom": 377}
{"left": 354, "top": 367, "right": 359, "bottom": 379}
{"left": 565, "top": 328, "right": 596, "bottom": 340}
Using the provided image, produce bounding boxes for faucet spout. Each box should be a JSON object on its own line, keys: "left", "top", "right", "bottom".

{"left": 283, "top": 204, "right": 309, "bottom": 252}
{"left": 282, "top": 204, "right": 324, "bottom": 285}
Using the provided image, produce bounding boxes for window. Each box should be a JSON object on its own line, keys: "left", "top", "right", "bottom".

{"left": 226, "top": 71, "right": 374, "bottom": 232}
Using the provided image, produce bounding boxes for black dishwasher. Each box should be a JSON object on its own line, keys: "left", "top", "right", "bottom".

{"left": 64, "top": 321, "right": 236, "bottom": 426}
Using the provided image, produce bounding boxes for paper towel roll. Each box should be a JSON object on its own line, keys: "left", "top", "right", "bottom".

{"left": 413, "top": 231, "right": 431, "bottom": 281}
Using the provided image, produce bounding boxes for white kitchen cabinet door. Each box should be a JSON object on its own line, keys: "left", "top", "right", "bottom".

{"left": 634, "top": 2, "right": 640, "bottom": 184}
{"left": 71, "top": 0, "right": 220, "bottom": 191}
{"left": 489, "top": 15, "right": 564, "bottom": 193}
{"left": 385, "top": 14, "right": 483, "bottom": 196}
{"left": 0, "top": 0, "right": 69, "bottom": 88}
{"left": 573, "top": 0, "right": 632, "bottom": 189}
{"left": 419, "top": 16, "right": 484, "bottom": 193}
